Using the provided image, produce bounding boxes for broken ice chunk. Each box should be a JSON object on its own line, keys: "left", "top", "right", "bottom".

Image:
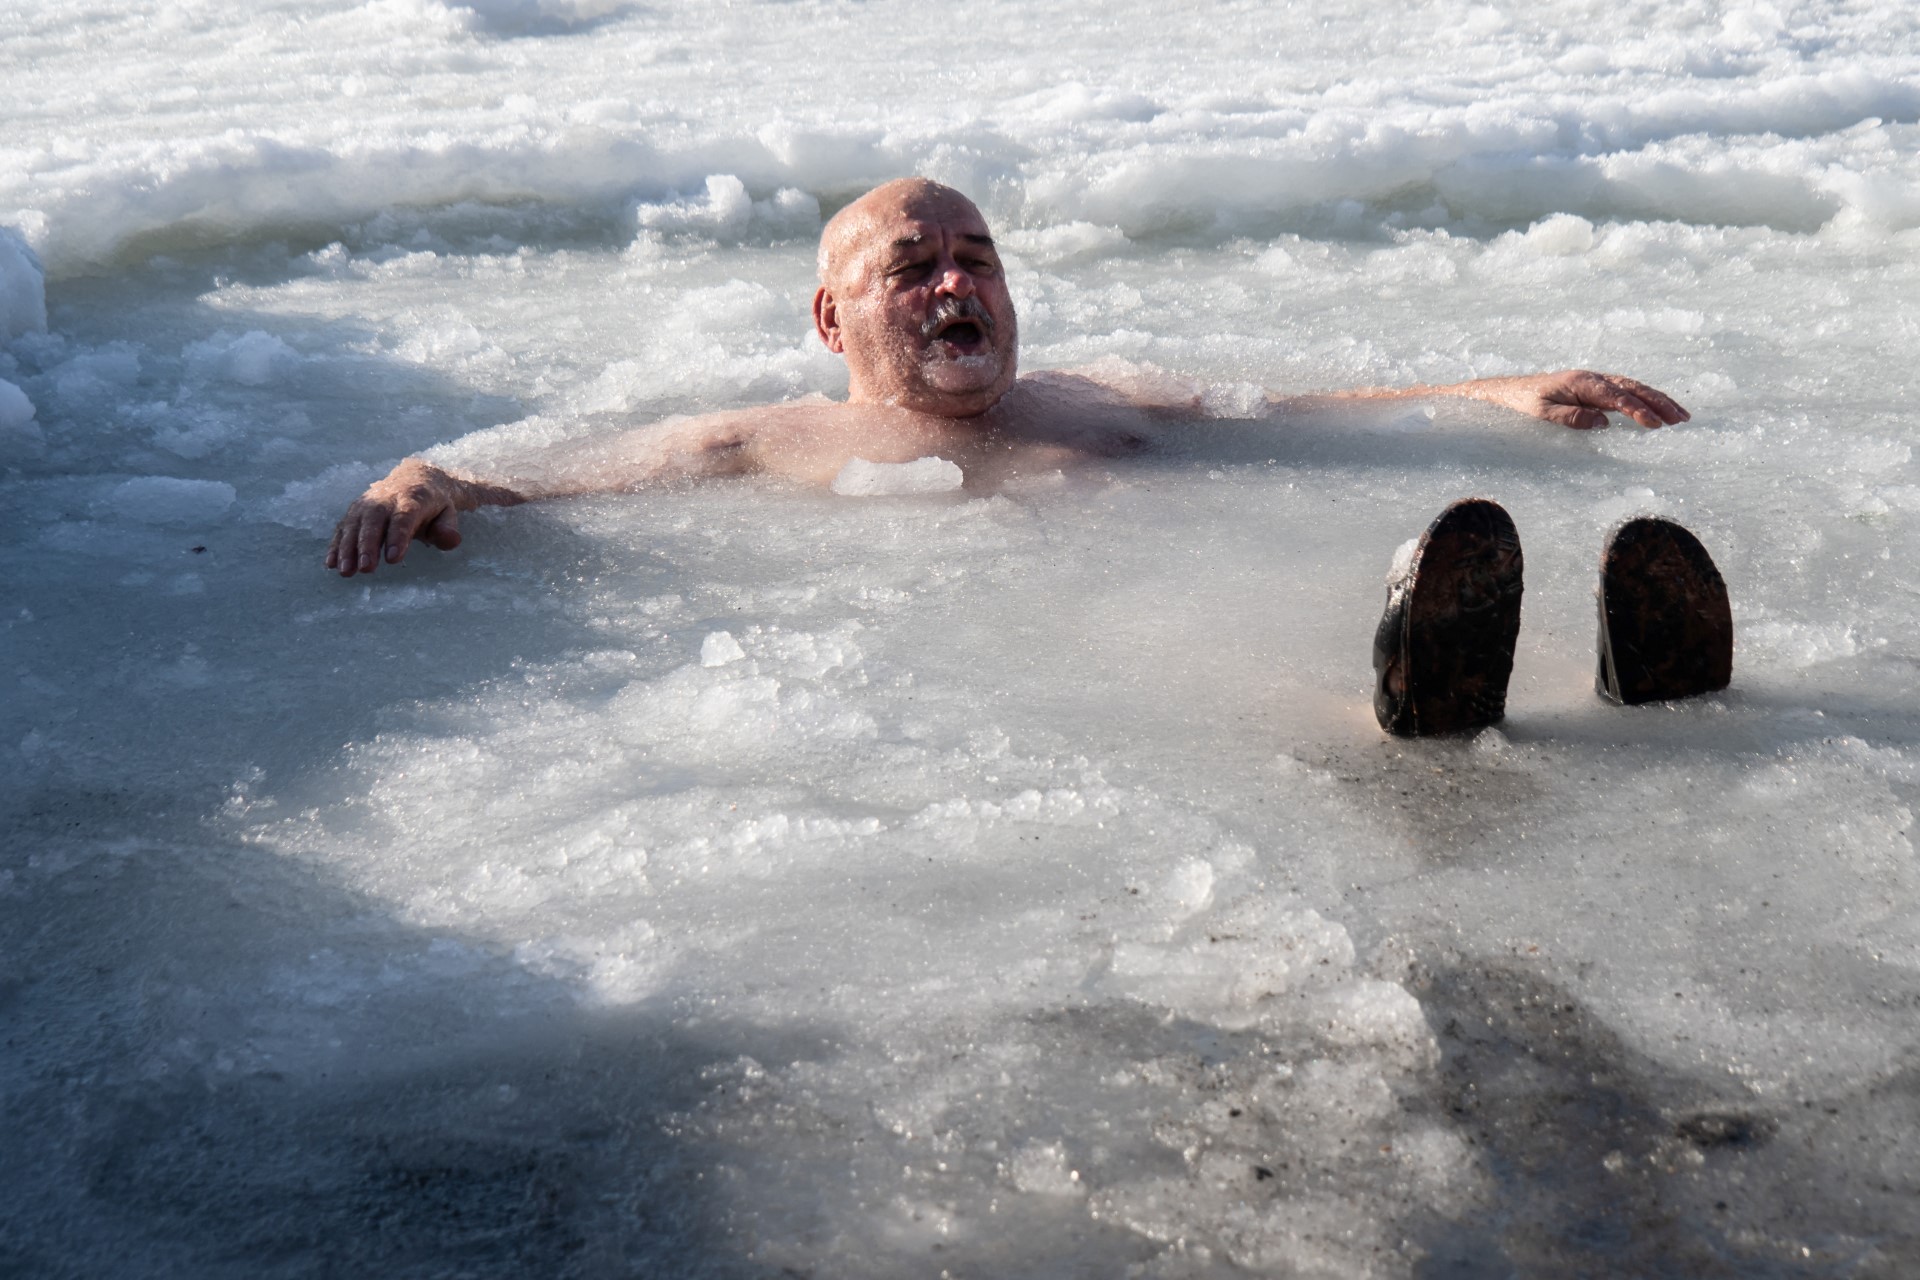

{"left": 183, "top": 329, "right": 301, "bottom": 387}
{"left": 0, "top": 378, "right": 35, "bottom": 434}
{"left": 831, "top": 455, "right": 964, "bottom": 496}
{"left": 700, "top": 630, "right": 746, "bottom": 667}
{"left": 1385, "top": 537, "right": 1420, "bottom": 586}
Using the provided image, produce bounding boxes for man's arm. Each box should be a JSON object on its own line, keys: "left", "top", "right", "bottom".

{"left": 1274, "top": 369, "right": 1690, "bottom": 430}
{"left": 1063, "top": 361, "right": 1690, "bottom": 431}
{"left": 326, "top": 408, "right": 763, "bottom": 577}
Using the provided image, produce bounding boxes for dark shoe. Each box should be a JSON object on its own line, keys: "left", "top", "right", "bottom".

{"left": 1373, "top": 498, "right": 1525, "bottom": 736}
{"left": 1595, "top": 517, "right": 1732, "bottom": 704}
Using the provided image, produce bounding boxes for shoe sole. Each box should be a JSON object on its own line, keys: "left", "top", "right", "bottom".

{"left": 1596, "top": 517, "right": 1732, "bottom": 705}
{"left": 1374, "top": 498, "right": 1525, "bottom": 736}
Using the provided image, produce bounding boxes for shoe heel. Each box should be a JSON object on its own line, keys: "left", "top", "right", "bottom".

{"left": 1372, "top": 498, "right": 1524, "bottom": 736}
{"left": 1595, "top": 518, "right": 1732, "bottom": 705}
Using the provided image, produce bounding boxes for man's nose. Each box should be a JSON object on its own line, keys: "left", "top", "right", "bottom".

{"left": 932, "top": 257, "right": 976, "bottom": 298}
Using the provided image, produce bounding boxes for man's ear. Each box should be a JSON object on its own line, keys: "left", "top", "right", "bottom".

{"left": 813, "top": 287, "right": 845, "bottom": 353}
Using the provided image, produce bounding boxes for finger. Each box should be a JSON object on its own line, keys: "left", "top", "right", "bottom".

{"left": 1569, "top": 374, "right": 1663, "bottom": 429}
{"left": 354, "top": 507, "right": 389, "bottom": 575}
{"left": 1539, "top": 401, "right": 1608, "bottom": 430}
{"left": 1612, "top": 376, "right": 1690, "bottom": 424}
{"left": 333, "top": 510, "right": 369, "bottom": 577}
{"left": 418, "top": 508, "right": 462, "bottom": 551}
{"left": 1607, "top": 389, "right": 1663, "bottom": 429}
{"left": 383, "top": 502, "right": 429, "bottom": 565}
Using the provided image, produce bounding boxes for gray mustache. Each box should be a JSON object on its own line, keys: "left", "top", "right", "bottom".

{"left": 921, "top": 296, "right": 995, "bottom": 339}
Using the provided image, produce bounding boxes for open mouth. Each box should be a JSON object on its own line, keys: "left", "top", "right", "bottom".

{"left": 923, "top": 299, "right": 994, "bottom": 355}
{"left": 935, "top": 319, "right": 985, "bottom": 350}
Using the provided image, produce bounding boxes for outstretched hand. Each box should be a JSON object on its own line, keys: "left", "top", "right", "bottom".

{"left": 1461, "top": 369, "right": 1690, "bottom": 430}
{"left": 326, "top": 459, "right": 469, "bottom": 577}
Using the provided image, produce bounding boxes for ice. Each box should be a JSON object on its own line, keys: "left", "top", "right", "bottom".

{"left": 633, "top": 175, "right": 820, "bottom": 241}
{"left": 184, "top": 329, "right": 303, "bottom": 387}
{"left": 699, "top": 629, "right": 746, "bottom": 667}
{"left": 102, "top": 476, "right": 237, "bottom": 526}
{"left": 0, "top": 227, "right": 45, "bottom": 435}
{"left": 0, "top": 225, "right": 46, "bottom": 338}
{"left": 0, "top": 376, "right": 35, "bottom": 435}
{"left": 6, "top": 1, "right": 1920, "bottom": 1275}
{"left": 1004, "top": 1141, "right": 1085, "bottom": 1197}
{"left": 1385, "top": 537, "right": 1420, "bottom": 585}
{"left": 831, "top": 455, "right": 967, "bottom": 496}
{"left": 444, "top": 0, "right": 627, "bottom": 38}
{"left": 1516, "top": 212, "right": 1597, "bottom": 256}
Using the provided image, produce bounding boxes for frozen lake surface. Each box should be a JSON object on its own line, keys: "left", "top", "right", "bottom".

{"left": 5, "top": 1, "right": 1920, "bottom": 1274}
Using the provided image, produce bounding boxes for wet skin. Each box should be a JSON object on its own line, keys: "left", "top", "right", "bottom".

{"left": 326, "top": 179, "right": 1689, "bottom": 577}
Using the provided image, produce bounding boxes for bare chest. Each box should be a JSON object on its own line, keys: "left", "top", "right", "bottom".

{"left": 748, "top": 384, "right": 1160, "bottom": 487}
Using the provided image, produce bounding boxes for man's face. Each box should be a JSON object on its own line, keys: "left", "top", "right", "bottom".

{"left": 814, "top": 186, "right": 1019, "bottom": 417}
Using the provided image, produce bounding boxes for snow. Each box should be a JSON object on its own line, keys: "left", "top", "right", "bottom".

{"left": 5, "top": 1, "right": 1920, "bottom": 1275}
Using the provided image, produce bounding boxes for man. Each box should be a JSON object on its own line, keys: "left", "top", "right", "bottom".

{"left": 326, "top": 178, "right": 1723, "bottom": 735}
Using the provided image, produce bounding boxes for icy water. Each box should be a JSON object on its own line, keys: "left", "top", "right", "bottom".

{"left": 6, "top": 1, "right": 1920, "bottom": 1275}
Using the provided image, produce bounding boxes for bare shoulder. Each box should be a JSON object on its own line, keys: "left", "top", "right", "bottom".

{"left": 1023, "top": 357, "right": 1208, "bottom": 415}
{"left": 696, "top": 395, "right": 838, "bottom": 433}
{"left": 565, "top": 398, "right": 856, "bottom": 489}
{"left": 993, "top": 368, "right": 1176, "bottom": 455}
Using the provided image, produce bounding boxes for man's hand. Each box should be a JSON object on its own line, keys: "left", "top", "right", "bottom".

{"left": 1454, "top": 370, "right": 1690, "bottom": 430}
{"left": 326, "top": 459, "right": 479, "bottom": 577}
{"left": 321, "top": 411, "right": 763, "bottom": 577}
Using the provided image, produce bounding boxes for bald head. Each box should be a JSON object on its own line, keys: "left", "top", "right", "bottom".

{"left": 816, "top": 178, "right": 990, "bottom": 289}
{"left": 811, "top": 179, "right": 1017, "bottom": 416}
